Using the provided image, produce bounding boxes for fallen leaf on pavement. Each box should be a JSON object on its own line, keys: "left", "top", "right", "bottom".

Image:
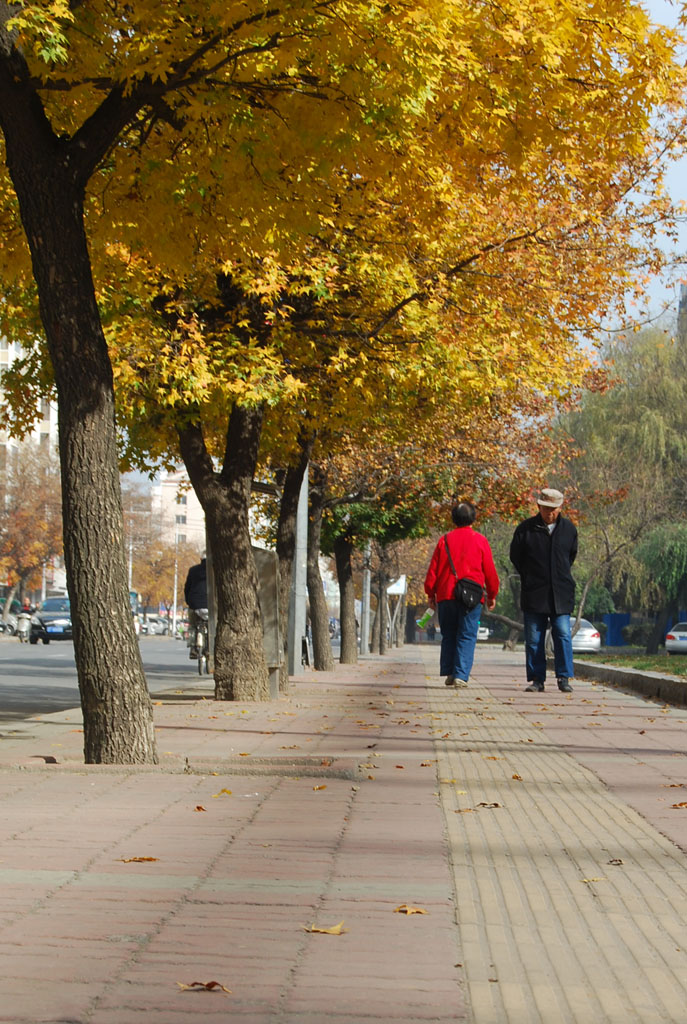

{"left": 512, "top": 774, "right": 523, "bottom": 781}
{"left": 671, "top": 802, "right": 687, "bottom": 809}
{"left": 212, "top": 789, "right": 233, "bottom": 798}
{"left": 303, "top": 921, "right": 347, "bottom": 934}
{"left": 394, "top": 904, "right": 428, "bottom": 915}
{"left": 581, "top": 877, "right": 606, "bottom": 883}
{"left": 238, "top": 752, "right": 250, "bottom": 757}
{"left": 194, "top": 806, "right": 207, "bottom": 812}
{"left": 313, "top": 785, "right": 327, "bottom": 791}
{"left": 608, "top": 858, "right": 624, "bottom": 866}
{"left": 120, "top": 857, "right": 159, "bottom": 863}
{"left": 177, "top": 980, "right": 231, "bottom": 994}
{"left": 476, "top": 802, "right": 501, "bottom": 809}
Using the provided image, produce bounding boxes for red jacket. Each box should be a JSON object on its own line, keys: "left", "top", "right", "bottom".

{"left": 424, "top": 527, "right": 499, "bottom": 605}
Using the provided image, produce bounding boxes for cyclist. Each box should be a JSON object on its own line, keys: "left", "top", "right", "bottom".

{"left": 184, "top": 554, "right": 207, "bottom": 659}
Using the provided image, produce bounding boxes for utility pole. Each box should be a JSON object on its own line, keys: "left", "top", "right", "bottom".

{"left": 171, "top": 532, "right": 179, "bottom": 637}
{"left": 287, "top": 466, "right": 308, "bottom": 675}
{"left": 360, "top": 541, "right": 371, "bottom": 655}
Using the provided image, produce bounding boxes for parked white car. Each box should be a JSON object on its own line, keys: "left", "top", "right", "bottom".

{"left": 143, "top": 615, "right": 170, "bottom": 636}
{"left": 570, "top": 617, "right": 601, "bottom": 652}
{"left": 665, "top": 622, "right": 687, "bottom": 654}
{"left": 477, "top": 625, "right": 490, "bottom": 641}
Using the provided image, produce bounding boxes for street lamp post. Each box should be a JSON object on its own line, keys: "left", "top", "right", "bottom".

{"left": 171, "top": 532, "right": 179, "bottom": 637}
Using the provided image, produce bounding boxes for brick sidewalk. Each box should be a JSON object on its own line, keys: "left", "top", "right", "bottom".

{"left": 1, "top": 646, "right": 687, "bottom": 1022}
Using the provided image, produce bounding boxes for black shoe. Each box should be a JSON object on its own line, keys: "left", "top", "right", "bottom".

{"left": 444, "top": 675, "right": 456, "bottom": 687}
{"left": 557, "top": 678, "right": 573, "bottom": 692}
{"left": 525, "top": 681, "right": 545, "bottom": 692}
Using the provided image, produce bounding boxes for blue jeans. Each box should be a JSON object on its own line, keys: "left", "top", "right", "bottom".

{"left": 437, "top": 600, "right": 483, "bottom": 682}
{"left": 524, "top": 612, "right": 574, "bottom": 683}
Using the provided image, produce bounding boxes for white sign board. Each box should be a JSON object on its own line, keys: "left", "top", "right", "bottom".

{"left": 387, "top": 575, "right": 407, "bottom": 595}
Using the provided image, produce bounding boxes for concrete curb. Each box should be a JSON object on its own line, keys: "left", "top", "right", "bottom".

{"left": 572, "top": 657, "right": 687, "bottom": 706}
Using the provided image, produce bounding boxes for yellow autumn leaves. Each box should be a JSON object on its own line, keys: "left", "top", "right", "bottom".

{"left": 1, "top": 0, "right": 686, "bottom": 501}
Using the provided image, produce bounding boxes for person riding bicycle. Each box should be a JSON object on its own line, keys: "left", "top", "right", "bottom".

{"left": 184, "top": 555, "right": 207, "bottom": 659}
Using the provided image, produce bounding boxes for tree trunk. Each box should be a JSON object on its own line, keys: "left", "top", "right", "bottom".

{"left": 378, "top": 570, "right": 388, "bottom": 654}
{"left": 0, "top": 72, "right": 156, "bottom": 763}
{"left": 405, "top": 605, "right": 417, "bottom": 643}
{"left": 371, "top": 589, "right": 380, "bottom": 654}
{"left": 178, "top": 406, "right": 269, "bottom": 700}
{"left": 503, "top": 627, "right": 521, "bottom": 651}
{"left": 334, "top": 535, "right": 358, "bottom": 664}
{"left": 647, "top": 604, "right": 674, "bottom": 655}
{"left": 275, "top": 446, "right": 310, "bottom": 690}
{"left": 1, "top": 582, "right": 18, "bottom": 624}
{"left": 394, "top": 593, "right": 406, "bottom": 647}
{"left": 485, "top": 611, "right": 524, "bottom": 641}
{"left": 307, "top": 477, "right": 334, "bottom": 671}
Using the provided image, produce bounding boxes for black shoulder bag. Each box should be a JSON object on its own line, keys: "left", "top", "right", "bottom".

{"left": 443, "top": 535, "right": 484, "bottom": 610}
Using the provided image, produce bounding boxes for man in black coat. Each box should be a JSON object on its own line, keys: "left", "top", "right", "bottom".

{"left": 184, "top": 556, "right": 207, "bottom": 659}
{"left": 184, "top": 556, "right": 207, "bottom": 611}
{"left": 509, "top": 488, "right": 577, "bottom": 693}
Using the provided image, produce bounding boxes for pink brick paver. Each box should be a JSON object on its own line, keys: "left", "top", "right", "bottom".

{"left": 2, "top": 643, "right": 687, "bottom": 1022}
{"left": 0, "top": 650, "right": 464, "bottom": 1024}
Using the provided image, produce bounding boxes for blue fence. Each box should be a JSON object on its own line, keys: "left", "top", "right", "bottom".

{"left": 602, "top": 613, "right": 630, "bottom": 646}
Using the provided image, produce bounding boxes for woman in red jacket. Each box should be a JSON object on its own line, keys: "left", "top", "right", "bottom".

{"left": 424, "top": 501, "right": 499, "bottom": 687}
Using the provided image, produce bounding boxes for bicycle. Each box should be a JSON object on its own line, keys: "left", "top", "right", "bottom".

{"left": 194, "top": 608, "right": 210, "bottom": 675}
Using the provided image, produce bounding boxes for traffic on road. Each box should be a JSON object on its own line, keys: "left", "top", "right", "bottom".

{"left": 0, "top": 634, "right": 206, "bottom": 722}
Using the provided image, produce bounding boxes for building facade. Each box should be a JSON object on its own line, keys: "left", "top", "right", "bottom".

{"left": 150, "top": 469, "right": 206, "bottom": 551}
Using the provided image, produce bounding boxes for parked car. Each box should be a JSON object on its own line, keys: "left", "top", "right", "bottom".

{"left": 570, "top": 617, "right": 601, "bottom": 652}
{"left": 143, "top": 615, "right": 169, "bottom": 636}
{"left": 665, "top": 622, "right": 687, "bottom": 654}
{"left": 477, "top": 625, "right": 490, "bottom": 641}
{"left": 0, "top": 611, "right": 17, "bottom": 635}
{"left": 30, "top": 597, "right": 72, "bottom": 644}
{"left": 0, "top": 599, "right": 21, "bottom": 635}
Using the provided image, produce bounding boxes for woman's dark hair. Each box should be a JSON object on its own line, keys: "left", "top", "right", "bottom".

{"left": 451, "top": 501, "right": 476, "bottom": 527}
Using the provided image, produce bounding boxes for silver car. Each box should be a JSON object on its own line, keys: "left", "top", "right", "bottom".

{"left": 143, "top": 615, "right": 169, "bottom": 636}
{"left": 665, "top": 622, "right": 687, "bottom": 654}
{"left": 570, "top": 617, "right": 601, "bottom": 652}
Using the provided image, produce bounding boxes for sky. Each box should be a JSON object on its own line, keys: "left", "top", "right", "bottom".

{"left": 639, "top": 0, "right": 687, "bottom": 321}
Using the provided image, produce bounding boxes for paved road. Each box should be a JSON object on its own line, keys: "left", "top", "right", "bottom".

{"left": 0, "top": 636, "right": 201, "bottom": 721}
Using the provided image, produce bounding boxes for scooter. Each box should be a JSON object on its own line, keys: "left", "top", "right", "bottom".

{"left": 16, "top": 611, "right": 31, "bottom": 643}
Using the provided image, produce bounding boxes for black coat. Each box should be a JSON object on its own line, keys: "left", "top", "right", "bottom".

{"left": 509, "top": 514, "right": 577, "bottom": 615}
{"left": 184, "top": 559, "right": 207, "bottom": 609}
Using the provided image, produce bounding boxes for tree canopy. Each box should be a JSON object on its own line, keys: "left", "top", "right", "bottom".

{"left": 0, "top": 0, "right": 685, "bottom": 745}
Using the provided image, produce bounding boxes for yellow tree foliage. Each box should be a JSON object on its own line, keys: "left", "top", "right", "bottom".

{"left": 0, "top": 443, "right": 63, "bottom": 595}
{"left": 0, "top": 0, "right": 684, "bottom": 715}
